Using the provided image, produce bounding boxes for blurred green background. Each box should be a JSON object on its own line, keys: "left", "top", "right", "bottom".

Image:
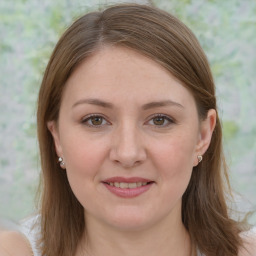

{"left": 0, "top": 0, "right": 255, "bottom": 224}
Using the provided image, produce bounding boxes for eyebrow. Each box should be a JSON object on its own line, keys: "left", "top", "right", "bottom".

{"left": 72, "top": 98, "right": 184, "bottom": 110}
{"left": 72, "top": 98, "right": 114, "bottom": 109}
{"left": 142, "top": 100, "right": 184, "bottom": 110}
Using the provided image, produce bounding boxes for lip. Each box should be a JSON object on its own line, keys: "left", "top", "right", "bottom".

{"left": 102, "top": 176, "right": 154, "bottom": 198}
{"left": 103, "top": 176, "right": 152, "bottom": 183}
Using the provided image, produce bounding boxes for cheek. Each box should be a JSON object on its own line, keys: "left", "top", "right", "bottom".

{"left": 155, "top": 133, "right": 196, "bottom": 162}
{"left": 152, "top": 136, "right": 196, "bottom": 206}
{"left": 61, "top": 137, "right": 109, "bottom": 206}
{"left": 60, "top": 133, "right": 109, "bottom": 180}
{"left": 151, "top": 133, "right": 197, "bottom": 181}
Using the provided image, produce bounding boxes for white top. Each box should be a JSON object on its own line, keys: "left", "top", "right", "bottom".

{"left": 19, "top": 215, "right": 41, "bottom": 256}
{"left": 19, "top": 216, "right": 256, "bottom": 256}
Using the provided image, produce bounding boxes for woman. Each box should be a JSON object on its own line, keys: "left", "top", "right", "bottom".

{"left": 0, "top": 3, "right": 255, "bottom": 256}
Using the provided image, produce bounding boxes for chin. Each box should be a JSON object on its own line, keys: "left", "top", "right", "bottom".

{"left": 103, "top": 209, "right": 160, "bottom": 232}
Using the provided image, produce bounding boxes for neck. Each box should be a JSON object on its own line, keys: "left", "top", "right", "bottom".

{"left": 78, "top": 208, "right": 192, "bottom": 256}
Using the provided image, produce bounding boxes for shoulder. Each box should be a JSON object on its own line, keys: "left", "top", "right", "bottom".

{"left": 0, "top": 231, "right": 33, "bottom": 256}
{"left": 239, "top": 227, "right": 256, "bottom": 256}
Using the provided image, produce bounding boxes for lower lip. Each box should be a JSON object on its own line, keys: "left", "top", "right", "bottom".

{"left": 103, "top": 183, "right": 153, "bottom": 198}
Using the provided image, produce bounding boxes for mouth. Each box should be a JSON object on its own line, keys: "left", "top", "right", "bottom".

{"left": 102, "top": 177, "right": 155, "bottom": 198}
{"left": 103, "top": 181, "right": 154, "bottom": 189}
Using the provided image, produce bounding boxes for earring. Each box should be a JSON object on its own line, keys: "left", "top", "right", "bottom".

{"left": 197, "top": 155, "right": 203, "bottom": 163}
{"left": 58, "top": 157, "right": 65, "bottom": 169}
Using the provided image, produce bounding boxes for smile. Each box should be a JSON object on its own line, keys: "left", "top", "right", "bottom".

{"left": 102, "top": 177, "right": 154, "bottom": 198}
{"left": 106, "top": 182, "right": 149, "bottom": 188}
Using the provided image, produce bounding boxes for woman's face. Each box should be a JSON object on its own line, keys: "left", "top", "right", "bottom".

{"left": 48, "top": 46, "right": 215, "bottom": 231}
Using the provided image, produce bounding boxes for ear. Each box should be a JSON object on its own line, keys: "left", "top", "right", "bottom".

{"left": 194, "top": 109, "right": 216, "bottom": 166}
{"left": 47, "top": 121, "right": 63, "bottom": 157}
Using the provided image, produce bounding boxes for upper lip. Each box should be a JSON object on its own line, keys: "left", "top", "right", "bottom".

{"left": 102, "top": 176, "right": 153, "bottom": 183}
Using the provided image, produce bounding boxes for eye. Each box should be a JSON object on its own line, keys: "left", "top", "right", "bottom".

{"left": 82, "top": 114, "right": 109, "bottom": 127}
{"left": 147, "top": 114, "right": 174, "bottom": 127}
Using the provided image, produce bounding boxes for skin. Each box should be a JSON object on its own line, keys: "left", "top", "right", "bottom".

{"left": 0, "top": 46, "right": 255, "bottom": 256}
{"left": 0, "top": 231, "right": 33, "bottom": 256}
{"left": 48, "top": 46, "right": 216, "bottom": 256}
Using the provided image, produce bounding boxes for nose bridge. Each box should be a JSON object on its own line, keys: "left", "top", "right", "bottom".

{"left": 110, "top": 119, "right": 146, "bottom": 167}
{"left": 119, "top": 121, "right": 138, "bottom": 151}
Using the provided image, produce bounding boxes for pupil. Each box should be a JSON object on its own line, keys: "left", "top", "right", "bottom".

{"left": 92, "top": 116, "right": 102, "bottom": 125}
{"left": 153, "top": 117, "right": 164, "bottom": 125}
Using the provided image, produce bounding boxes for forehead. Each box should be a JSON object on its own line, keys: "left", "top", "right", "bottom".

{"left": 62, "top": 46, "right": 196, "bottom": 108}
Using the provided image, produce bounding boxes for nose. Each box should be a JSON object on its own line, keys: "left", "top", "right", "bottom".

{"left": 109, "top": 123, "right": 147, "bottom": 168}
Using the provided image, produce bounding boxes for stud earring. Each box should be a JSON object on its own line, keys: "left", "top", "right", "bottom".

{"left": 58, "top": 157, "right": 65, "bottom": 169}
{"left": 197, "top": 155, "right": 203, "bottom": 163}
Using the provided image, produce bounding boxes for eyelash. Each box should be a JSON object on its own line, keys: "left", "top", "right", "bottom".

{"left": 81, "top": 114, "right": 110, "bottom": 128}
{"left": 146, "top": 114, "right": 175, "bottom": 127}
{"left": 81, "top": 114, "right": 175, "bottom": 128}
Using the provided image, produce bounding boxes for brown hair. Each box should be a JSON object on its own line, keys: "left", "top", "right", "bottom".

{"left": 37, "top": 3, "right": 245, "bottom": 256}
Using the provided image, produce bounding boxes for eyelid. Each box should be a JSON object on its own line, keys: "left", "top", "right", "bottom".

{"left": 146, "top": 113, "right": 175, "bottom": 127}
{"left": 80, "top": 113, "right": 175, "bottom": 128}
{"left": 81, "top": 114, "right": 111, "bottom": 127}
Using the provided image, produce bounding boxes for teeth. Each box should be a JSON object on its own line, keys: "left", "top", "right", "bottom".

{"left": 128, "top": 183, "right": 137, "bottom": 189}
{"left": 108, "top": 182, "right": 149, "bottom": 188}
{"left": 114, "top": 182, "right": 120, "bottom": 188}
{"left": 120, "top": 182, "right": 129, "bottom": 188}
